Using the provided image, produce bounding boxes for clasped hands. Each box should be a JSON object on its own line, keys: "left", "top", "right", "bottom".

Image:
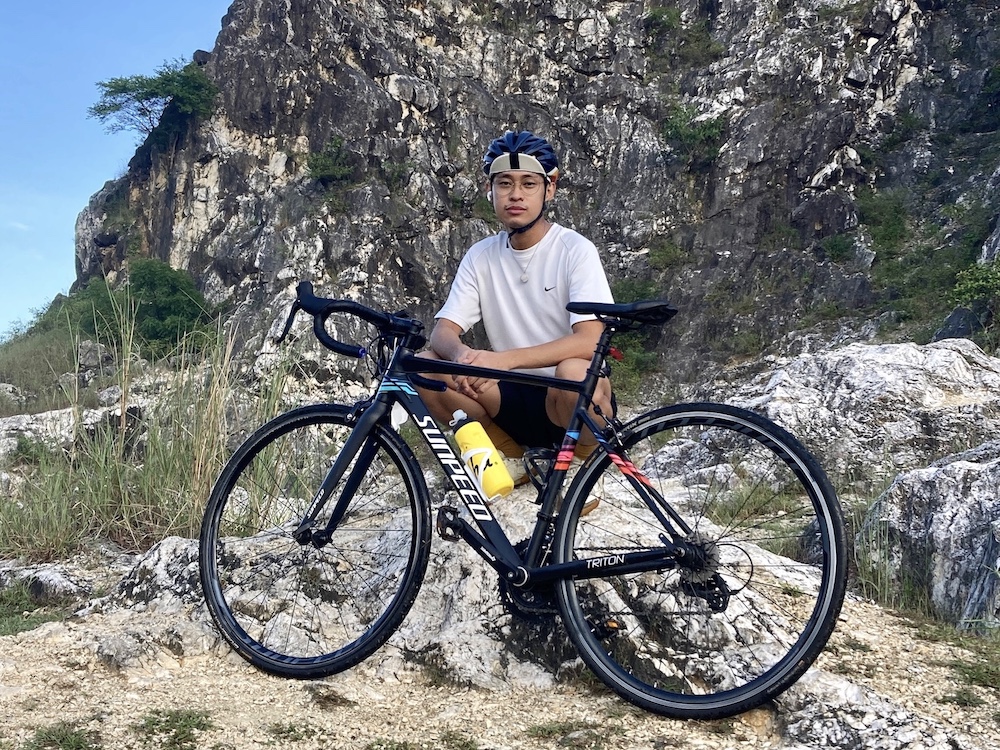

{"left": 449, "top": 348, "right": 510, "bottom": 398}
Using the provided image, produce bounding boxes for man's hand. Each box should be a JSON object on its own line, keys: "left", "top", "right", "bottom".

{"left": 453, "top": 348, "right": 509, "bottom": 397}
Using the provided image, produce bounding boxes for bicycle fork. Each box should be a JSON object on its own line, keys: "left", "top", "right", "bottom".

{"left": 292, "top": 399, "right": 388, "bottom": 548}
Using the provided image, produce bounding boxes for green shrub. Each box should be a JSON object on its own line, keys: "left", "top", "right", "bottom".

{"left": 821, "top": 233, "right": 856, "bottom": 263}
{"left": 674, "top": 20, "right": 726, "bottom": 66}
{"left": 644, "top": 6, "right": 681, "bottom": 35}
{"left": 33, "top": 259, "right": 214, "bottom": 361}
{"left": 609, "top": 280, "right": 665, "bottom": 398}
{"left": 382, "top": 160, "right": 413, "bottom": 191}
{"left": 952, "top": 261, "right": 1000, "bottom": 309}
{"left": 881, "top": 111, "right": 926, "bottom": 153}
{"left": 760, "top": 222, "right": 803, "bottom": 251}
{"left": 961, "top": 64, "right": 1000, "bottom": 134}
{"left": 0, "top": 581, "right": 76, "bottom": 636}
{"left": 33, "top": 278, "right": 118, "bottom": 339}
{"left": 134, "top": 709, "right": 213, "bottom": 750}
{"left": 863, "top": 193, "right": 986, "bottom": 331}
{"left": 857, "top": 188, "right": 909, "bottom": 253}
{"left": 308, "top": 136, "right": 357, "bottom": 188}
{"left": 613, "top": 278, "right": 662, "bottom": 303}
{"left": 951, "top": 260, "right": 1000, "bottom": 341}
{"left": 644, "top": 5, "right": 725, "bottom": 70}
{"left": 22, "top": 722, "right": 101, "bottom": 750}
{"left": 662, "top": 103, "right": 726, "bottom": 166}
{"left": 648, "top": 239, "right": 685, "bottom": 269}
{"left": 127, "top": 258, "right": 214, "bottom": 357}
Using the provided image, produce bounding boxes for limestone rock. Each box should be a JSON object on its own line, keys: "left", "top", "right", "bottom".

{"left": 709, "top": 338, "right": 1000, "bottom": 485}
{"left": 861, "top": 442, "right": 1000, "bottom": 627}
{"left": 72, "top": 0, "right": 1000, "bottom": 384}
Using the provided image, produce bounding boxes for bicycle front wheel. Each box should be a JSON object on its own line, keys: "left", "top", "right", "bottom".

{"left": 553, "top": 403, "right": 846, "bottom": 719}
{"left": 199, "top": 404, "right": 431, "bottom": 679}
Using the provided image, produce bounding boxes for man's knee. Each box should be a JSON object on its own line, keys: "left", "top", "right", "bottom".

{"left": 553, "top": 358, "right": 612, "bottom": 401}
{"left": 554, "top": 358, "right": 588, "bottom": 381}
{"left": 413, "top": 350, "right": 450, "bottom": 387}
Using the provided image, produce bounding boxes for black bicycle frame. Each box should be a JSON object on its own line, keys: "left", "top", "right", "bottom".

{"left": 297, "top": 338, "right": 688, "bottom": 589}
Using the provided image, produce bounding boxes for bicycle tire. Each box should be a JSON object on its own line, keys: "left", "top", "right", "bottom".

{"left": 199, "top": 404, "right": 431, "bottom": 678}
{"left": 553, "top": 402, "right": 846, "bottom": 719}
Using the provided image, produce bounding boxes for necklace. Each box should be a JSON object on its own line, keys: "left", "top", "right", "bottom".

{"left": 509, "top": 239, "right": 540, "bottom": 283}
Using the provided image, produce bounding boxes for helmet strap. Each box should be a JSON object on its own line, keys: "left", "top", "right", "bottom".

{"left": 509, "top": 201, "right": 548, "bottom": 235}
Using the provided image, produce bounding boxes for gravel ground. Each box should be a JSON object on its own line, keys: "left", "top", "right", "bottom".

{"left": 0, "top": 594, "right": 998, "bottom": 750}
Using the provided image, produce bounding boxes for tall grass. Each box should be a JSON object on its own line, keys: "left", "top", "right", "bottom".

{"left": 0, "top": 324, "right": 96, "bottom": 417}
{"left": 847, "top": 482, "right": 935, "bottom": 617}
{"left": 0, "top": 302, "right": 289, "bottom": 562}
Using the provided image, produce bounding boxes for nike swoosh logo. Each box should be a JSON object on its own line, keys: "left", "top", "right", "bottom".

{"left": 544, "top": 285, "right": 556, "bottom": 292}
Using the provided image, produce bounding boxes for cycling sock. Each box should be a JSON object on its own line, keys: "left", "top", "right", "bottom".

{"left": 485, "top": 421, "right": 524, "bottom": 459}
{"left": 574, "top": 442, "right": 598, "bottom": 460}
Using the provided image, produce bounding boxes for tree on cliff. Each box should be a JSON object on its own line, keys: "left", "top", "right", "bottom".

{"left": 87, "top": 58, "right": 217, "bottom": 140}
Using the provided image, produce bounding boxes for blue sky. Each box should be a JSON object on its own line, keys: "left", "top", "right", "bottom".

{"left": 0, "top": 1, "right": 233, "bottom": 337}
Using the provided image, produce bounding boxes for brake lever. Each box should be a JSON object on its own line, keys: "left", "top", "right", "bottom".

{"left": 409, "top": 373, "right": 447, "bottom": 392}
{"left": 276, "top": 300, "right": 300, "bottom": 344}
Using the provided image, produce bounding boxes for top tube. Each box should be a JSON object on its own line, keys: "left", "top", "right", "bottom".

{"left": 396, "top": 351, "right": 592, "bottom": 395}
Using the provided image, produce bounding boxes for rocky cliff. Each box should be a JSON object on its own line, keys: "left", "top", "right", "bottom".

{"left": 74, "top": 0, "right": 1000, "bottom": 385}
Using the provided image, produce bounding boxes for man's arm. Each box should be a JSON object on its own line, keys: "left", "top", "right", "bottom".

{"left": 442, "top": 319, "right": 604, "bottom": 373}
{"left": 428, "top": 317, "right": 604, "bottom": 396}
{"left": 428, "top": 318, "right": 473, "bottom": 362}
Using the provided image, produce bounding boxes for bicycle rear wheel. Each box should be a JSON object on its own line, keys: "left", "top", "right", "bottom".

{"left": 553, "top": 403, "right": 846, "bottom": 719}
{"left": 199, "top": 404, "right": 430, "bottom": 679}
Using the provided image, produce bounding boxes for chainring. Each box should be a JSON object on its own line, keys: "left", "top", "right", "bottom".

{"left": 498, "top": 539, "right": 558, "bottom": 622}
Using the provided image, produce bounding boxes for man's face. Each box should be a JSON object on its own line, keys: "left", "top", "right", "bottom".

{"left": 490, "top": 170, "right": 555, "bottom": 229}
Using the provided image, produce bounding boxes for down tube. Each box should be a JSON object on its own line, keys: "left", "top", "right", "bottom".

{"left": 390, "top": 385, "right": 521, "bottom": 565}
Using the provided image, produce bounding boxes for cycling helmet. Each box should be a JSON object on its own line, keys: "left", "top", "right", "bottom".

{"left": 483, "top": 130, "right": 560, "bottom": 180}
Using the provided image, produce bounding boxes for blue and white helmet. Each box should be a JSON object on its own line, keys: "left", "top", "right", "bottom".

{"left": 483, "top": 130, "right": 560, "bottom": 180}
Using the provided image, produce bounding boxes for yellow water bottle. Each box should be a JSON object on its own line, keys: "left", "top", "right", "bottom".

{"left": 451, "top": 410, "right": 514, "bottom": 500}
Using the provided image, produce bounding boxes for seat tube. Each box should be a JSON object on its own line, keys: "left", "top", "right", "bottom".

{"left": 570, "top": 325, "right": 615, "bottom": 432}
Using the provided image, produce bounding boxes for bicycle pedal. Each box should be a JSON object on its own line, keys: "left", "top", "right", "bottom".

{"left": 435, "top": 505, "right": 462, "bottom": 542}
{"left": 589, "top": 618, "right": 623, "bottom": 640}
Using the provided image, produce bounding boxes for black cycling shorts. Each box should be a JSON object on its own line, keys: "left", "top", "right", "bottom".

{"left": 492, "top": 381, "right": 615, "bottom": 450}
{"left": 492, "top": 382, "right": 564, "bottom": 449}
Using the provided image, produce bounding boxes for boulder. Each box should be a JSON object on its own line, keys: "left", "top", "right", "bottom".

{"left": 860, "top": 442, "right": 1000, "bottom": 628}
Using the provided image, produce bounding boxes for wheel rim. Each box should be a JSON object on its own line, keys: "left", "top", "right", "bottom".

{"left": 201, "top": 410, "right": 427, "bottom": 674}
{"left": 555, "top": 405, "right": 846, "bottom": 716}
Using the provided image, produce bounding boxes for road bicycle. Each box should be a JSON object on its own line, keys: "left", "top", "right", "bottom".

{"left": 199, "top": 280, "right": 847, "bottom": 720}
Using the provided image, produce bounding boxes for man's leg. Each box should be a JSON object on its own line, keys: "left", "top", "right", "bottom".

{"left": 414, "top": 351, "right": 524, "bottom": 461}
{"left": 545, "top": 357, "right": 613, "bottom": 454}
{"left": 413, "top": 350, "right": 501, "bottom": 424}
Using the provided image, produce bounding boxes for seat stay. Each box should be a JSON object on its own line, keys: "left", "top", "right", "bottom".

{"left": 609, "top": 453, "right": 694, "bottom": 540}
{"left": 576, "top": 422, "right": 695, "bottom": 541}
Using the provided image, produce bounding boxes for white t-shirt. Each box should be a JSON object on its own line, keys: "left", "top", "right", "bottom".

{"left": 435, "top": 223, "right": 614, "bottom": 376}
